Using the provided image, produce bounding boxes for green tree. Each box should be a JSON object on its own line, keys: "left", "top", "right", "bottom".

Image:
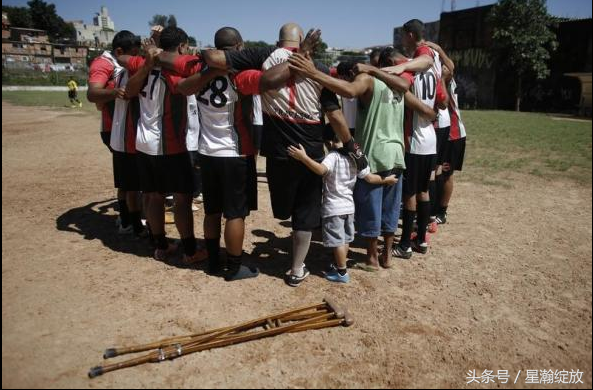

{"left": 27, "top": 0, "right": 75, "bottom": 42}
{"left": 188, "top": 36, "right": 198, "bottom": 47}
{"left": 489, "top": 0, "right": 558, "bottom": 111}
{"left": 149, "top": 14, "right": 178, "bottom": 28}
{"left": 312, "top": 37, "right": 331, "bottom": 67}
{"left": 244, "top": 40, "right": 271, "bottom": 48}
{"left": 149, "top": 14, "right": 168, "bottom": 28}
{"left": 2, "top": 5, "right": 33, "bottom": 28}
{"left": 167, "top": 15, "right": 177, "bottom": 28}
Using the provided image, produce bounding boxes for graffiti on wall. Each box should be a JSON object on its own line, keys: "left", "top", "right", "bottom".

{"left": 449, "top": 48, "right": 493, "bottom": 70}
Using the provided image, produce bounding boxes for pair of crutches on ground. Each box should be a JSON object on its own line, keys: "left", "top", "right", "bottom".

{"left": 89, "top": 298, "right": 353, "bottom": 378}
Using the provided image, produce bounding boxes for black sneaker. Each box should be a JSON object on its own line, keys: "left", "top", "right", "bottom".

{"left": 392, "top": 244, "right": 413, "bottom": 260}
{"left": 411, "top": 239, "right": 428, "bottom": 254}
{"left": 284, "top": 267, "right": 310, "bottom": 287}
{"left": 435, "top": 213, "right": 447, "bottom": 224}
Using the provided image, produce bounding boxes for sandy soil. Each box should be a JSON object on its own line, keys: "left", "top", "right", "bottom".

{"left": 2, "top": 101, "right": 592, "bottom": 388}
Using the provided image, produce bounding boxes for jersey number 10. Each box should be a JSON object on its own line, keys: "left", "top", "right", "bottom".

{"left": 419, "top": 72, "right": 436, "bottom": 101}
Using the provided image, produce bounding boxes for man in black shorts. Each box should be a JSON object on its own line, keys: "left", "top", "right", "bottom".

{"left": 202, "top": 23, "right": 368, "bottom": 287}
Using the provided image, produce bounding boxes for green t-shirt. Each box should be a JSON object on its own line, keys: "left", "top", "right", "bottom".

{"left": 355, "top": 78, "right": 406, "bottom": 173}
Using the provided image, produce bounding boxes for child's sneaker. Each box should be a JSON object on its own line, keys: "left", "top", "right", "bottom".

{"left": 325, "top": 269, "right": 350, "bottom": 284}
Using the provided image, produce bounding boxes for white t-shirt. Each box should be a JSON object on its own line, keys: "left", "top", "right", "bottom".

{"left": 186, "top": 94, "right": 200, "bottom": 152}
{"left": 341, "top": 97, "right": 357, "bottom": 129}
{"left": 321, "top": 151, "right": 370, "bottom": 218}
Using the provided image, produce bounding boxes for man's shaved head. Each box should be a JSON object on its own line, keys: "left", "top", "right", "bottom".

{"left": 278, "top": 23, "right": 303, "bottom": 47}
{"left": 214, "top": 27, "right": 243, "bottom": 50}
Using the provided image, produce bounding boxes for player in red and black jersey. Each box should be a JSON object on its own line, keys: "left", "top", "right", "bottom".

{"left": 124, "top": 27, "right": 208, "bottom": 264}
{"left": 87, "top": 31, "right": 141, "bottom": 235}
{"left": 159, "top": 27, "right": 264, "bottom": 281}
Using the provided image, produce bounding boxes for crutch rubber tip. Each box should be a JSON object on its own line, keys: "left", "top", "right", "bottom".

{"left": 343, "top": 309, "right": 355, "bottom": 327}
{"left": 103, "top": 348, "right": 117, "bottom": 359}
{"left": 323, "top": 297, "right": 344, "bottom": 319}
{"left": 88, "top": 366, "right": 104, "bottom": 378}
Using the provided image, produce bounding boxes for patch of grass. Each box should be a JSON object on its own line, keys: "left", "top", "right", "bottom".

{"left": 462, "top": 110, "right": 592, "bottom": 185}
{"left": 2, "top": 91, "right": 99, "bottom": 115}
{"left": 2, "top": 69, "right": 88, "bottom": 86}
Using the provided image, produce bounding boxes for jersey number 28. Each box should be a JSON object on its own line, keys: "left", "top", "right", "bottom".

{"left": 198, "top": 76, "right": 228, "bottom": 108}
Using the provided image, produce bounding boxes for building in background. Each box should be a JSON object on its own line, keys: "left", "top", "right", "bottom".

{"left": 393, "top": 5, "right": 592, "bottom": 115}
{"left": 2, "top": 12, "right": 88, "bottom": 70}
{"left": 71, "top": 6, "right": 116, "bottom": 48}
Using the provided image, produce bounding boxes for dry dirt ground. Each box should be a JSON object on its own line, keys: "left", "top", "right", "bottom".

{"left": 2, "top": 101, "right": 592, "bottom": 389}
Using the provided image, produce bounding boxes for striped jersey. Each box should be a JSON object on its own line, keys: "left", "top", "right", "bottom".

{"left": 110, "top": 56, "right": 143, "bottom": 153}
{"left": 128, "top": 55, "right": 201, "bottom": 156}
{"left": 88, "top": 51, "right": 124, "bottom": 134}
{"left": 222, "top": 46, "right": 340, "bottom": 161}
{"left": 196, "top": 70, "right": 260, "bottom": 157}
{"left": 404, "top": 47, "right": 443, "bottom": 155}
{"left": 448, "top": 78, "right": 467, "bottom": 140}
{"left": 186, "top": 94, "right": 200, "bottom": 152}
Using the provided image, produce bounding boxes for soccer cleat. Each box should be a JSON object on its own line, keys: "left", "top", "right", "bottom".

{"left": 427, "top": 221, "right": 438, "bottom": 234}
{"left": 284, "top": 267, "right": 310, "bottom": 287}
{"left": 154, "top": 242, "right": 178, "bottom": 261}
{"left": 411, "top": 239, "right": 429, "bottom": 254}
{"left": 392, "top": 244, "right": 412, "bottom": 260}
{"left": 182, "top": 248, "right": 208, "bottom": 265}
{"left": 435, "top": 213, "right": 447, "bottom": 224}
{"left": 117, "top": 224, "right": 134, "bottom": 235}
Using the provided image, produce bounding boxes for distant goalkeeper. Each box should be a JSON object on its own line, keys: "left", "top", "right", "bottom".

{"left": 67, "top": 76, "right": 82, "bottom": 108}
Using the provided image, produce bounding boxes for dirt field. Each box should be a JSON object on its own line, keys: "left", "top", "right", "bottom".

{"left": 2, "top": 101, "right": 592, "bottom": 388}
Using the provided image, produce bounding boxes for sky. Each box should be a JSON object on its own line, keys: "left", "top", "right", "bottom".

{"left": 3, "top": 0, "right": 592, "bottom": 48}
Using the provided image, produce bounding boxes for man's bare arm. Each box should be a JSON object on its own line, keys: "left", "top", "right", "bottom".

{"left": 288, "top": 53, "right": 370, "bottom": 98}
{"left": 201, "top": 49, "right": 229, "bottom": 70}
{"left": 355, "top": 63, "right": 411, "bottom": 93}
{"left": 125, "top": 42, "right": 162, "bottom": 98}
{"left": 325, "top": 108, "right": 353, "bottom": 144}
{"left": 404, "top": 91, "right": 437, "bottom": 121}
{"left": 177, "top": 68, "right": 227, "bottom": 96}
{"left": 424, "top": 41, "right": 455, "bottom": 75}
{"left": 87, "top": 82, "right": 124, "bottom": 103}
{"left": 382, "top": 54, "right": 434, "bottom": 75}
{"left": 259, "top": 62, "right": 292, "bottom": 92}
